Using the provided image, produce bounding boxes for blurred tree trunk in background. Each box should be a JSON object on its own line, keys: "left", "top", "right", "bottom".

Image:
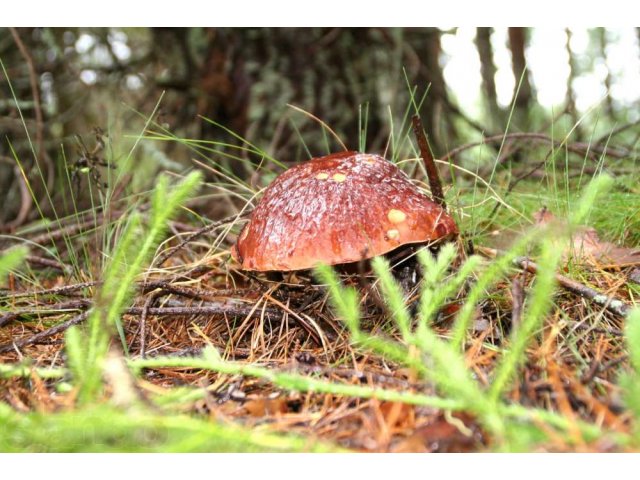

{"left": 0, "top": 28, "right": 49, "bottom": 228}
{"left": 412, "top": 27, "right": 457, "bottom": 156}
{"left": 597, "top": 28, "right": 616, "bottom": 121}
{"left": 507, "top": 27, "right": 534, "bottom": 128}
{"left": 564, "top": 28, "right": 582, "bottom": 137}
{"left": 475, "top": 27, "right": 503, "bottom": 131}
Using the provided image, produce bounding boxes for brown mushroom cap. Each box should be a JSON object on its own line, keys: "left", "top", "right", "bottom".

{"left": 232, "top": 151, "right": 458, "bottom": 271}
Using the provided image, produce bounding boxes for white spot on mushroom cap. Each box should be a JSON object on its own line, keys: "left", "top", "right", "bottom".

{"left": 387, "top": 209, "right": 407, "bottom": 224}
{"left": 386, "top": 229, "right": 400, "bottom": 241}
{"left": 316, "top": 172, "right": 329, "bottom": 180}
{"left": 332, "top": 173, "right": 347, "bottom": 182}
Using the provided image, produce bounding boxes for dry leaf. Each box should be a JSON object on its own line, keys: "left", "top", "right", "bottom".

{"left": 243, "top": 396, "right": 289, "bottom": 417}
{"left": 533, "top": 207, "right": 640, "bottom": 268}
{"left": 391, "top": 413, "right": 482, "bottom": 453}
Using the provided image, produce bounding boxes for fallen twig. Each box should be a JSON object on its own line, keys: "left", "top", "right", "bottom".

{"left": 137, "top": 291, "right": 161, "bottom": 359}
{"left": 125, "top": 303, "right": 281, "bottom": 318}
{"left": 141, "top": 282, "right": 258, "bottom": 300}
{"left": 0, "top": 311, "right": 89, "bottom": 354}
{"left": 0, "top": 299, "right": 91, "bottom": 328}
{"left": 444, "top": 132, "right": 629, "bottom": 162}
{"left": 478, "top": 246, "right": 632, "bottom": 318}
{"left": 0, "top": 300, "right": 283, "bottom": 353}
{"left": 26, "top": 255, "right": 69, "bottom": 272}
{"left": 0, "top": 281, "right": 99, "bottom": 300}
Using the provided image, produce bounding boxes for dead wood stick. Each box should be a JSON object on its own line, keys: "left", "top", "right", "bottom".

{"left": 0, "top": 281, "right": 100, "bottom": 300}
{"left": 26, "top": 255, "right": 69, "bottom": 272}
{"left": 141, "top": 282, "right": 257, "bottom": 300}
{"left": 0, "top": 311, "right": 89, "bottom": 354}
{"left": 478, "top": 247, "right": 632, "bottom": 318}
{"left": 125, "top": 304, "right": 281, "bottom": 318}
{"left": 0, "top": 299, "right": 91, "bottom": 328}
{"left": 0, "top": 302, "right": 282, "bottom": 353}
{"left": 443, "top": 132, "right": 628, "bottom": 161}
{"left": 411, "top": 115, "right": 446, "bottom": 210}
{"left": 1, "top": 280, "right": 248, "bottom": 301}
{"left": 138, "top": 291, "right": 162, "bottom": 359}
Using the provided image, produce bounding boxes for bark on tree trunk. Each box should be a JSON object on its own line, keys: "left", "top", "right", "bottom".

{"left": 507, "top": 27, "right": 533, "bottom": 127}
{"left": 417, "top": 28, "right": 453, "bottom": 156}
{"left": 475, "top": 27, "right": 503, "bottom": 129}
{"left": 597, "top": 27, "right": 616, "bottom": 121}
{"left": 564, "top": 28, "right": 581, "bottom": 137}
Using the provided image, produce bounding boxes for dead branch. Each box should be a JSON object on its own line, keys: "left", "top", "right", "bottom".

{"left": 0, "top": 281, "right": 100, "bottom": 300}
{"left": 141, "top": 281, "right": 260, "bottom": 301}
{"left": 126, "top": 303, "right": 281, "bottom": 319}
{"left": 443, "top": 132, "right": 629, "bottom": 162}
{"left": 0, "top": 279, "right": 249, "bottom": 301}
{"left": 25, "top": 255, "right": 69, "bottom": 272}
{"left": 137, "top": 291, "right": 162, "bottom": 359}
{"left": 0, "top": 311, "right": 89, "bottom": 354}
{"left": 478, "top": 247, "right": 632, "bottom": 318}
{"left": 0, "top": 301, "right": 282, "bottom": 354}
{"left": 0, "top": 299, "right": 91, "bottom": 328}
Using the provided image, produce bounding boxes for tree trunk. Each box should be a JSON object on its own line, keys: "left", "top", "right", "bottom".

{"left": 564, "top": 28, "right": 581, "bottom": 137}
{"left": 416, "top": 28, "right": 454, "bottom": 156}
{"left": 507, "top": 27, "right": 533, "bottom": 128}
{"left": 597, "top": 28, "right": 616, "bottom": 121}
{"left": 475, "top": 27, "right": 503, "bottom": 129}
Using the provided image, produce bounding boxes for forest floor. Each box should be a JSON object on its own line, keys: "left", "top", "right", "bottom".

{"left": 1, "top": 126, "right": 640, "bottom": 452}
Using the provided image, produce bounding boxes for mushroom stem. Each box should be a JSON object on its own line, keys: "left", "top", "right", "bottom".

{"left": 412, "top": 115, "right": 447, "bottom": 211}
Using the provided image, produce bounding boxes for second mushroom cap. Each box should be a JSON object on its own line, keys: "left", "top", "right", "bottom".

{"left": 232, "top": 151, "right": 458, "bottom": 271}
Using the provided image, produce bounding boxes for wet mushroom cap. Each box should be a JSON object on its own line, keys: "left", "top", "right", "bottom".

{"left": 232, "top": 151, "right": 458, "bottom": 271}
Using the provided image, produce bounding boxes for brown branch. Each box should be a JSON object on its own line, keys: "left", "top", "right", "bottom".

{"left": 411, "top": 115, "right": 446, "bottom": 210}
{"left": 594, "top": 120, "right": 640, "bottom": 147}
{"left": 25, "top": 255, "right": 69, "bottom": 272}
{"left": 510, "top": 272, "right": 526, "bottom": 329}
{"left": 125, "top": 304, "right": 281, "bottom": 318}
{"left": 478, "top": 247, "right": 632, "bottom": 318}
{"left": 138, "top": 291, "right": 162, "bottom": 359}
{"left": 141, "top": 281, "right": 258, "bottom": 301}
{"left": 0, "top": 301, "right": 283, "bottom": 354}
{"left": 1, "top": 280, "right": 245, "bottom": 301}
{"left": 0, "top": 311, "right": 89, "bottom": 354}
{"left": 0, "top": 281, "right": 100, "bottom": 300}
{"left": 0, "top": 299, "right": 91, "bottom": 328}
{"left": 444, "top": 132, "right": 628, "bottom": 162}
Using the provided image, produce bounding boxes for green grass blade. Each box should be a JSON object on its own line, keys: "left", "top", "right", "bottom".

{"left": 69, "top": 171, "right": 202, "bottom": 403}
{"left": 0, "top": 247, "right": 28, "bottom": 284}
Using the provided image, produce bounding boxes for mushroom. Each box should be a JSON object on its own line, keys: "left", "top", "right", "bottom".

{"left": 231, "top": 151, "right": 458, "bottom": 271}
